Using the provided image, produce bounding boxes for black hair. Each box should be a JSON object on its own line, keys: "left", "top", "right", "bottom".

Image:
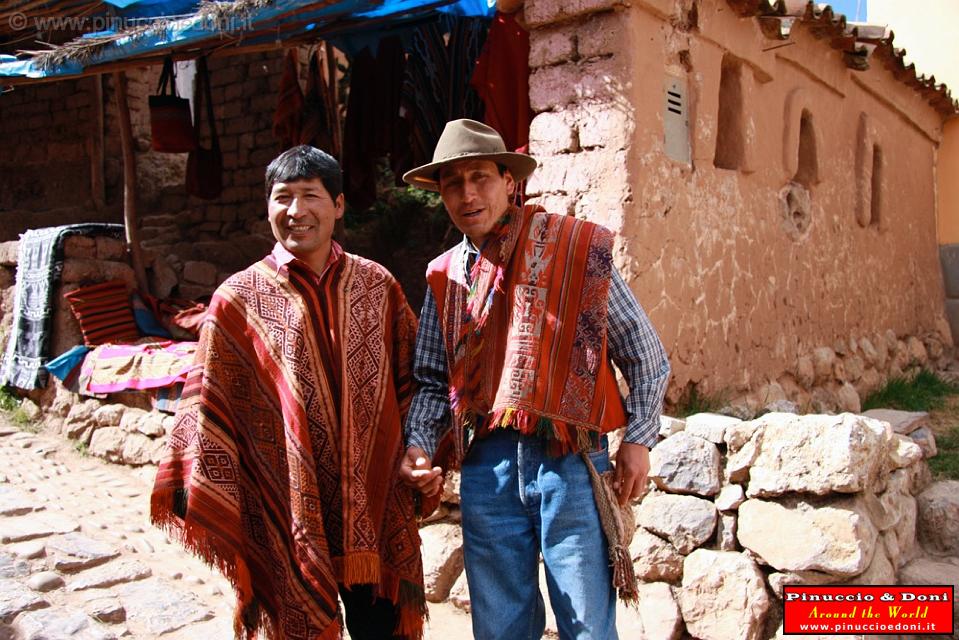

{"left": 265, "top": 145, "right": 342, "bottom": 200}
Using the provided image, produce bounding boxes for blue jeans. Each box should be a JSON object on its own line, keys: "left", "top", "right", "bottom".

{"left": 460, "top": 430, "right": 617, "bottom": 640}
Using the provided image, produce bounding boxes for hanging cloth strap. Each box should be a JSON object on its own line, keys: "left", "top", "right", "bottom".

{"left": 273, "top": 49, "right": 304, "bottom": 149}
{"left": 156, "top": 56, "right": 179, "bottom": 97}
{"left": 299, "top": 47, "right": 337, "bottom": 155}
{"left": 185, "top": 56, "right": 223, "bottom": 200}
{"left": 192, "top": 56, "right": 219, "bottom": 151}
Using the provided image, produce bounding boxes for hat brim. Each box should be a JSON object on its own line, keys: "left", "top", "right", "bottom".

{"left": 402, "top": 151, "right": 538, "bottom": 192}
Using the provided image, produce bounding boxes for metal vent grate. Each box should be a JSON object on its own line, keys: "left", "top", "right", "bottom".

{"left": 667, "top": 89, "right": 683, "bottom": 115}
{"left": 664, "top": 76, "right": 691, "bottom": 164}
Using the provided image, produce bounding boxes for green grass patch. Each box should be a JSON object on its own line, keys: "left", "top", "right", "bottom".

{"left": 11, "top": 409, "right": 39, "bottom": 432}
{"left": 73, "top": 440, "right": 89, "bottom": 456}
{"left": 861, "top": 370, "right": 959, "bottom": 412}
{"left": 0, "top": 387, "right": 19, "bottom": 412}
{"left": 928, "top": 426, "right": 959, "bottom": 479}
{"left": 0, "top": 386, "right": 40, "bottom": 432}
{"left": 10, "top": 407, "right": 31, "bottom": 426}
{"left": 674, "top": 386, "right": 725, "bottom": 418}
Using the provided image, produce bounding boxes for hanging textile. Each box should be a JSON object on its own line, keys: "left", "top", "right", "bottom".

{"left": 470, "top": 11, "right": 532, "bottom": 153}
{"left": 1, "top": 223, "right": 124, "bottom": 390}
{"left": 341, "top": 36, "right": 406, "bottom": 210}
{"left": 396, "top": 16, "right": 489, "bottom": 178}
{"left": 185, "top": 55, "right": 223, "bottom": 200}
{"left": 273, "top": 49, "right": 304, "bottom": 150}
{"left": 299, "top": 47, "right": 338, "bottom": 156}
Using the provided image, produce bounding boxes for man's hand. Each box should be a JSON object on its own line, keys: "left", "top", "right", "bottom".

{"left": 613, "top": 442, "right": 650, "bottom": 506}
{"left": 399, "top": 446, "right": 443, "bottom": 497}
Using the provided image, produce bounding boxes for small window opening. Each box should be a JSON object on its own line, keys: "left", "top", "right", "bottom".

{"left": 714, "top": 55, "right": 744, "bottom": 170}
{"left": 793, "top": 109, "right": 818, "bottom": 187}
{"left": 870, "top": 145, "right": 883, "bottom": 227}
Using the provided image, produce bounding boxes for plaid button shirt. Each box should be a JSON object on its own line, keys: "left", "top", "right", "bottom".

{"left": 405, "top": 237, "right": 671, "bottom": 458}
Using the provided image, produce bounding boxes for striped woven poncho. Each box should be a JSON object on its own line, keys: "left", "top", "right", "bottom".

{"left": 151, "top": 243, "right": 425, "bottom": 640}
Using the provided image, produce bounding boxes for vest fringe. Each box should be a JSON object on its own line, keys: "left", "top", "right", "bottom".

{"left": 476, "top": 407, "right": 603, "bottom": 457}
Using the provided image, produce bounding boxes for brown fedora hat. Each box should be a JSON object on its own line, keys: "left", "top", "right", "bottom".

{"left": 402, "top": 119, "right": 537, "bottom": 192}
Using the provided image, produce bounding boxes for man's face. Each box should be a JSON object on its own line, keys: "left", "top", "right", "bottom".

{"left": 438, "top": 159, "right": 515, "bottom": 246}
{"left": 268, "top": 178, "right": 344, "bottom": 268}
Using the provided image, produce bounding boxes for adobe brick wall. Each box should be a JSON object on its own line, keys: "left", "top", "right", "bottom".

{"left": 523, "top": 0, "right": 952, "bottom": 412}
{"left": 0, "top": 76, "right": 112, "bottom": 235}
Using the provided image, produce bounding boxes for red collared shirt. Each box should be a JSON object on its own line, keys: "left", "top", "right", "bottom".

{"left": 270, "top": 240, "right": 345, "bottom": 282}
{"left": 268, "top": 240, "right": 346, "bottom": 408}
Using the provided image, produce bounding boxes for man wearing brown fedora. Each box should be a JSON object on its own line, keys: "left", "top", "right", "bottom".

{"left": 399, "top": 119, "right": 670, "bottom": 640}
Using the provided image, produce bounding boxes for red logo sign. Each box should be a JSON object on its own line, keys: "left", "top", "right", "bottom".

{"left": 783, "top": 585, "right": 954, "bottom": 635}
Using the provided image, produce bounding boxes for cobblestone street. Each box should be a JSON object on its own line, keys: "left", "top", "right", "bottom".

{"left": 0, "top": 417, "right": 472, "bottom": 639}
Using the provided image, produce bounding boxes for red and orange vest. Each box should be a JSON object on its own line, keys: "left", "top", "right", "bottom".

{"left": 427, "top": 207, "right": 627, "bottom": 464}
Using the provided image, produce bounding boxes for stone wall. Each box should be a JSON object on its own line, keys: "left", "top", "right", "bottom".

{"left": 0, "top": 76, "right": 92, "bottom": 209}
{"left": 731, "top": 331, "right": 951, "bottom": 418}
{"left": 522, "top": 0, "right": 952, "bottom": 409}
{"left": 418, "top": 410, "right": 959, "bottom": 640}
{"left": 52, "top": 391, "right": 172, "bottom": 467}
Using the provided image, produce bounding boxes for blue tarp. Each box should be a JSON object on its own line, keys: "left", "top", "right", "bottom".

{"left": 103, "top": 0, "right": 201, "bottom": 15}
{"left": 0, "top": 0, "right": 495, "bottom": 80}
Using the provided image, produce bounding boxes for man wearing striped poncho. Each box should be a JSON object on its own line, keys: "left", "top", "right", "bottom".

{"left": 400, "top": 119, "right": 671, "bottom": 640}
{"left": 152, "top": 145, "right": 427, "bottom": 640}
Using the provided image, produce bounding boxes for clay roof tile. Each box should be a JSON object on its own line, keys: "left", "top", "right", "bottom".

{"left": 728, "top": 0, "right": 956, "bottom": 117}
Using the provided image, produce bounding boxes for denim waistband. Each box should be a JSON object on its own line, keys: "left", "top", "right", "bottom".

{"left": 478, "top": 428, "right": 609, "bottom": 452}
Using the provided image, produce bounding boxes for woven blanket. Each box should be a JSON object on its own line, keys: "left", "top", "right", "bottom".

{"left": 399, "top": 16, "right": 488, "bottom": 173}
{"left": 1, "top": 224, "right": 124, "bottom": 389}
{"left": 80, "top": 340, "right": 197, "bottom": 394}
{"left": 151, "top": 251, "right": 424, "bottom": 640}
{"left": 272, "top": 49, "right": 304, "bottom": 149}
